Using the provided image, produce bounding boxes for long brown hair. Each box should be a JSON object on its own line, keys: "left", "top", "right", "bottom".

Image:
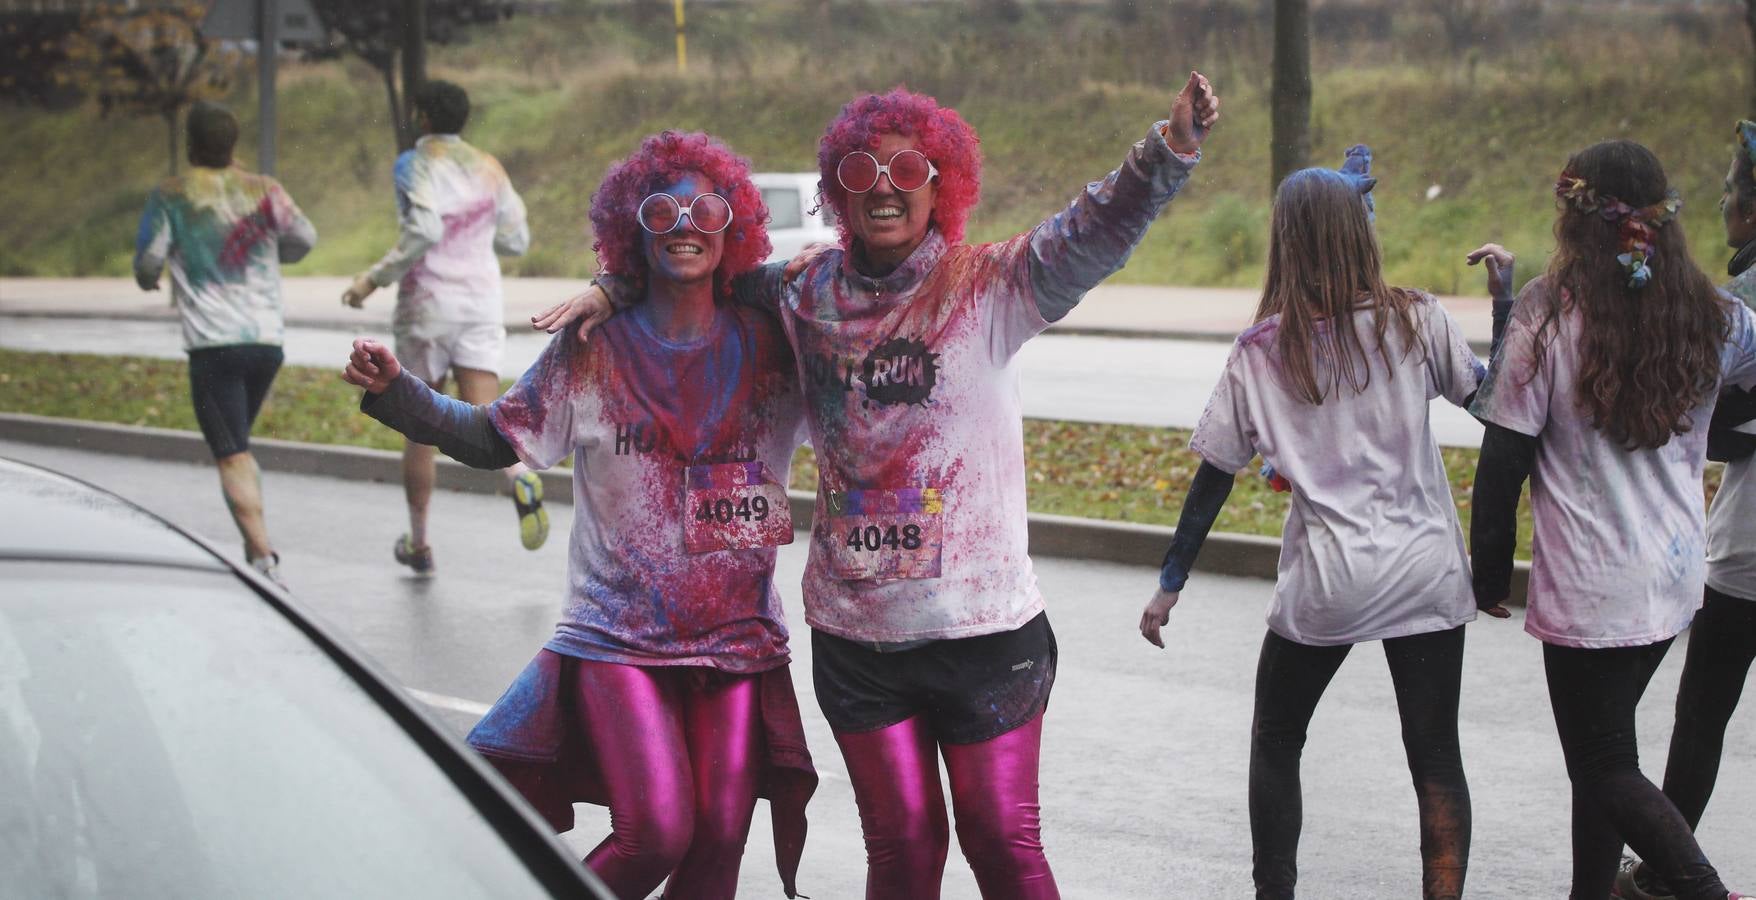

{"left": 1256, "top": 167, "right": 1423, "bottom": 405}
{"left": 1539, "top": 140, "right": 1727, "bottom": 449}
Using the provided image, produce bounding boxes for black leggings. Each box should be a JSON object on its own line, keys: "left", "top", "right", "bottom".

{"left": 1250, "top": 626, "right": 1470, "bottom": 900}
{"left": 1664, "top": 586, "right": 1756, "bottom": 831}
{"left": 1543, "top": 639, "right": 1726, "bottom": 900}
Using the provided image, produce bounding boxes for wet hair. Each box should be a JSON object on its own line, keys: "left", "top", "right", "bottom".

{"left": 1538, "top": 140, "right": 1727, "bottom": 449}
{"left": 414, "top": 80, "right": 470, "bottom": 135}
{"left": 589, "top": 131, "right": 770, "bottom": 297}
{"left": 816, "top": 87, "right": 981, "bottom": 247}
{"left": 1253, "top": 166, "right": 1423, "bottom": 405}
{"left": 186, "top": 101, "right": 238, "bottom": 169}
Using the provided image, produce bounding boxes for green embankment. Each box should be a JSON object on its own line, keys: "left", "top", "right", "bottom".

{"left": 0, "top": 2, "right": 1747, "bottom": 294}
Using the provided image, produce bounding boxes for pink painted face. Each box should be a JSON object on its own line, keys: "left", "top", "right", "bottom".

{"left": 844, "top": 132, "right": 938, "bottom": 271}
{"left": 640, "top": 172, "right": 727, "bottom": 287}
{"left": 1723, "top": 158, "right": 1756, "bottom": 249}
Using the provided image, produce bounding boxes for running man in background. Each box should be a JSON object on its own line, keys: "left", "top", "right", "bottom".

{"left": 342, "top": 79, "right": 542, "bottom": 574}
{"left": 133, "top": 101, "right": 316, "bottom": 589}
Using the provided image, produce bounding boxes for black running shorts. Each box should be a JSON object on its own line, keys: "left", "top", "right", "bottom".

{"left": 812, "top": 611, "right": 1057, "bottom": 745}
{"left": 187, "top": 344, "right": 283, "bottom": 458}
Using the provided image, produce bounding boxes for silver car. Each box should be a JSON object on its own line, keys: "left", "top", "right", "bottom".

{"left": 0, "top": 457, "right": 612, "bottom": 899}
{"left": 755, "top": 172, "right": 838, "bottom": 263}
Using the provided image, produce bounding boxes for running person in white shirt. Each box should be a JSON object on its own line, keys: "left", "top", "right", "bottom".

{"left": 1139, "top": 148, "right": 1488, "bottom": 900}
{"left": 1471, "top": 140, "right": 1756, "bottom": 900}
{"left": 342, "top": 79, "right": 543, "bottom": 572}
{"left": 133, "top": 101, "right": 316, "bottom": 588}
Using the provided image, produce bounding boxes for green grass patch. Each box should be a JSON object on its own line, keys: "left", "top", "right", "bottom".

{"left": 1, "top": 346, "right": 1668, "bottom": 564}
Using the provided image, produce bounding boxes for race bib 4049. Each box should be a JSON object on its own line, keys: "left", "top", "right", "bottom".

{"left": 825, "top": 487, "right": 943, "bottom": 580}
{"left": 684, "top": 462, "right": 794, "bottom": 554}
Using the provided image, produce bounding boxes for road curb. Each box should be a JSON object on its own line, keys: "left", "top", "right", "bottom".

{"left": 0, "top": 412, "right": 1529, "bottom": 601}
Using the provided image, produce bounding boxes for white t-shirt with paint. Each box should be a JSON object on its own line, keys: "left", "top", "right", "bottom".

{"left": 1707, "top": 267, "right": 1756, "bottom": 602}
{"left": 1471, "top": 277, "right": 1756, "bottom": 648}
{"left": 1190, "top": 293, "right": 1485, "bottom": 646}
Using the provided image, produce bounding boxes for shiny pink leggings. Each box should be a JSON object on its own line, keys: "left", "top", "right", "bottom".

{"left": 572, "top": 660, "right": 762, "bottom": 900}
{"left": 835, "top": 712, "right": 1059, "bottom": 899}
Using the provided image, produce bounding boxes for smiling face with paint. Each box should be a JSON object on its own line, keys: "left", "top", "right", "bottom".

{"left": 844, "top": 134, "right": 939, "bottom": 274}
{"left": 639, "top": 172, "right": 728, "bottom": 289}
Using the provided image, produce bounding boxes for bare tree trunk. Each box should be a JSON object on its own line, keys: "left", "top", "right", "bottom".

{"left": 165, "top": 108, "right": 179, "bottom": 175}
{"left": 400, "top": 0, "right": 426, "bottom": 148}
{"left": 380, "top": 63, "right": 407, "bottom": 154}
{"left": 1270, "top": 0, "right": 1311, "bottom": 194}
{"left": 1747, "top": 0, "right": 1756, "bottom": 115}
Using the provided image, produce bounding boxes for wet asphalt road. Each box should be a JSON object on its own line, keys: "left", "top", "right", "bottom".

{"left": 1, "top": 438, "right": 1750, "bottom": 899}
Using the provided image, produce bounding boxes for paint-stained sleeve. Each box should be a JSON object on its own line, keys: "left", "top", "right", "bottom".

{"left": 1157, "top": 460, "right": 1235, "bottom": 593}
{"left": 366, "top": 151, "right": 444, "bottom": 288}
{"left": 1422, "top": 294, "right": 1487, "bottom": 407}
{"left": 492, "top": 162, "right": 530, "bottom": 257}
{"left": 1188, "top": 343, "right": 1259, "bottom": 473}
{"left": 1468, "top": 279, "right": 1554, "bottom": 437}
{"left": 133, "top": 189, "right": 172, "bottom": 291}
{"left": 360, "top": 372, "right": 520, "bottom": 470}
{"left": 1720, "top": 296, "right": 1756, "bottom": 392}
{"left": 489, "top": 329, "right": 587, "bottom": 470}
{"left": 730, "top": 262, "right": 787, "bottom": 314}
{"left": 1015, "top": 121, "right": 1199, "bottom": 333}
{"left": 269, "top": 180, "right": 317, "bottom": 264}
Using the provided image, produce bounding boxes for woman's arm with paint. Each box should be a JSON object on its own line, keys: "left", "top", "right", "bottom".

{"left": 133, "top": 190, "right": 171, "bottom": 292}
{"left": 1466, "top": 243, "right": 1517, "bottom": 360}
{"left": 345, "top": 338, "right": 520, "bottom": 470}
{"left": 1467, "top": 423, "right": 1529, "bottom": 619}
{"left": 532, "top": 246, "right": 829, "bottom": 340}
{"left": 1140, "top": 460, "right": 1236, "bottom": 648}
{"left": 1026, "top": 71, "right": 1218, "bottom": 324}
{"left": 270, "top": 181, "right": 317, "bottom": 265}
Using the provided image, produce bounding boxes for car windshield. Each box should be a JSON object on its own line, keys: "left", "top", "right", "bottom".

{"left": 0, "top": 563, "right": 559, "bottom": 900}
{"left": 761, "top": 186, "right": 803, "bottom": 229}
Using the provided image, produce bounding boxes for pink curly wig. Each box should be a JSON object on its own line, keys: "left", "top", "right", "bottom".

{"left": 816, "top": 88, "right": 982, "bottom": 247}
{"left": 590, "top": 131, "right": 771, "bottom": 294}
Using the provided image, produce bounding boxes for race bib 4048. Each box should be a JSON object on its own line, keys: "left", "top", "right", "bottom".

{"left": 825, "top": 487, "right": 943, "bottom": 580}
{"left": 684, "top": 462, "right": 794, "bottom": 554}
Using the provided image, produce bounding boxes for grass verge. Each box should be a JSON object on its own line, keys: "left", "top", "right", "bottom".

{"left": 0, "top": 347, "right": 1605, "bottom": 562}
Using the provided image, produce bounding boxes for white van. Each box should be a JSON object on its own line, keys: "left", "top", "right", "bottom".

{"left": 753, "top": 172, "right": 838, "bottom": 263}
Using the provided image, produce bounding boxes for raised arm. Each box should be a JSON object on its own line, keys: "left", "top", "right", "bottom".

{"left": 533, "top": 261, "right": 795, "bottom": 341}
{"left": 1028, "top": 71, "right": 1219, "bottom": 323}
{"left": 345, "top": 338, "right": 520, "bottom": 470}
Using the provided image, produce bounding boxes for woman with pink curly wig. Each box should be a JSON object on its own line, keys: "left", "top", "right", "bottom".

{"left": 555, "top": 74, "right": 1220, "bottom": 899}
{"left": 345, "top": 131, "right": 818, "bottom": 899}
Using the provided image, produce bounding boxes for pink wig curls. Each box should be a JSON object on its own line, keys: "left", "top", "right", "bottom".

{"left": 590, "top": 130, "right": 771, "bottom": 295}
{"left": 816, "top": 88, "right": 982, "bottom": 247}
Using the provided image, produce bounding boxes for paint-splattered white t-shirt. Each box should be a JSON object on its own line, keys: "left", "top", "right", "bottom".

{"left": 1471, "top": 277, "right": 1756, "bottom": 648}
{"left": 133, "top": 166, "right": 316, "bottom": 351}
{"left": 739, "top": 124, "right": 1198, "bottom": 643}
{"left": 487, "top": 305, "right": 806, "bottom": 672}
{"left": 367, "top": 134, "right": 529, "bottom": 337}
{"left": 1707, "top": 268, "right": 1756, "bottom": 602}
{"left": 1191, "top": 293, "right": 1485, "bottom": 646}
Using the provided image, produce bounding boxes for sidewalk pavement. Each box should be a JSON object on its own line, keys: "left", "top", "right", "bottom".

{"left": 0, "top": 277, "right": 1504, "bottom": 347}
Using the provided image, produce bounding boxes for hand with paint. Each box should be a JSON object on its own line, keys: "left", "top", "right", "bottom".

{"left": 341, "top": 273, "right": 377, "bottom": 309}
{"left": 1465, "top": 244, "right": 1516, "bottom": 305}
{"left": 531, "top": 283, "right": 613, "bottom": 341}
{"left": 1165, "top": 71, "right": 1220, "bottom": 156}
{"left": 343, "top": 337, "right": 403, "bottom": 394}
{"left": 1139, "top": 588, "right": 1180, "bottom": 649}
{"left": 783, "top": 241, "right": 834, "bottom": 281}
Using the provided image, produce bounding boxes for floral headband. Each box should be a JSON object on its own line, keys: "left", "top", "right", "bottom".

{"left": 1555, "top": 170, "right": 1681, "bottom": 289}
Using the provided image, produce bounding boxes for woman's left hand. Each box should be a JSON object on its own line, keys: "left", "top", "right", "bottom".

{"left": 1166, "top": 71, "right": 1219, "bottom": 155}
{"left": 1139, "top": 588, "right": 1181, "bottom": 649}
